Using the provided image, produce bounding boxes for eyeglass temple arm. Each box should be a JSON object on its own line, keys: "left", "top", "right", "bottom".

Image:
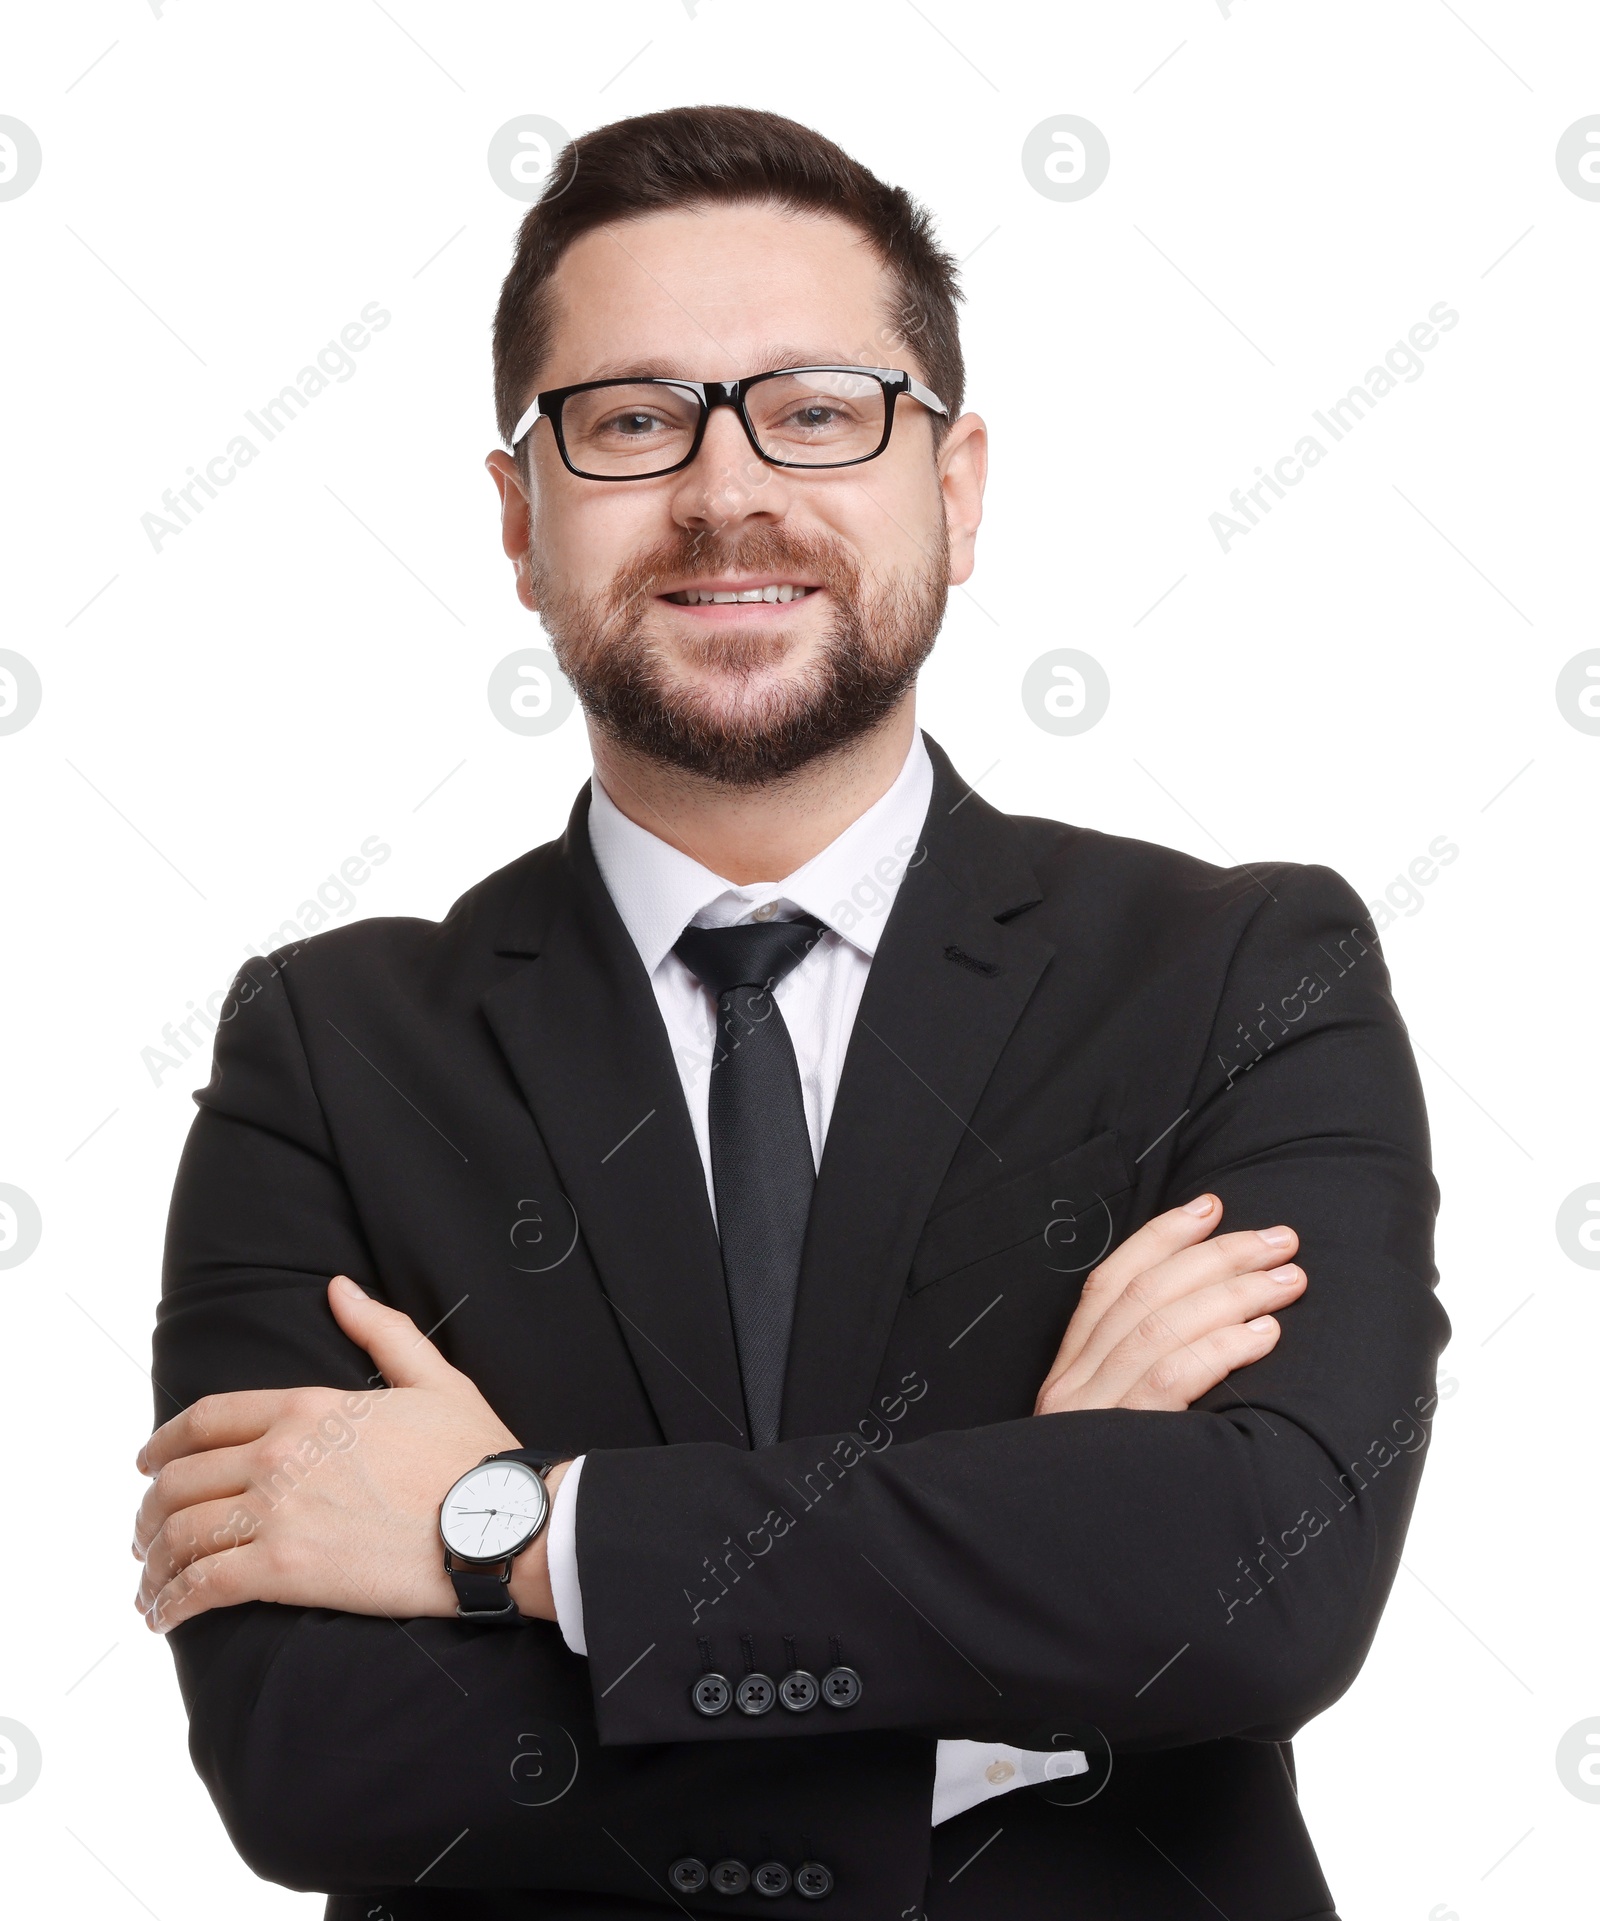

{"left": 509, "top": 398, "right": 544, "bottom": 448}
{"left": 902, "top": 374, "right": 948, "bottom": 418}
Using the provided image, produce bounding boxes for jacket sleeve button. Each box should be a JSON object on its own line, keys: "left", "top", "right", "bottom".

{"left": 779, "top": 1668, "right": 819, "bottom": 1711}
{"left": 752, "top": 1860, "right": 792, "bottom": 1896}
{"left": 820, "top": 1664, "right": 862, "bottom": 1708}
{"left": 691, "top": 1672, "right": 733, "bottom": 1716}
{"left": 668, "top": 1857, "right": 708, "bottom": 1893}
{"left": 709, "top": 1858, "right": 750, "bottom": 1894}
{"left": 734, "top": 1671, "right": 776, "bottom": 1715}
{"left": 795, "top": 1859, "right": 835, "bottom": 1899}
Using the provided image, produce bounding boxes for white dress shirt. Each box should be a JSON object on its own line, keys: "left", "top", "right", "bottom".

{"left": 544, "top": 730, "right": 1057, "bottom": 1827}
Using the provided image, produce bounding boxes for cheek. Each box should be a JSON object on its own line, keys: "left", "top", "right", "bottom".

{"left": 531, "top": 493, "right": 639, "bottom": 593}
{"left": 828, "top": 471, "right": 943, "bottom": 578}
{"left": 528, "top": 449, "right": 657, "bottom": 573}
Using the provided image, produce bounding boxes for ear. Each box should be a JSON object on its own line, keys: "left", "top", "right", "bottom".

{"left": 936, "top": 412, "right": 988, "bottom": 586}
{"left": 485, "top": 448, "right": 538, "bottom": 612}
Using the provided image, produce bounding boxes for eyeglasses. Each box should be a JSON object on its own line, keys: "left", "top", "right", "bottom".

{"left": 510, "top": 364, "right": 948, "bottom": 481}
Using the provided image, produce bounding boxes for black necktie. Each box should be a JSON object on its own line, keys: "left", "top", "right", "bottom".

{"left": 673, "top": 916, "right": 826, "bottom": 1448}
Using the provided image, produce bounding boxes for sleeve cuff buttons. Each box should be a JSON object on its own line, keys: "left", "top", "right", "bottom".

{"left": 669, "top": 1857, "right": 835, "bottom": 1900}
{"left": 691, "top": 1660, "right": 860, "bottom": 1715}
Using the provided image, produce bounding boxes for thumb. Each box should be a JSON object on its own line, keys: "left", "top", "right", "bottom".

{"left": 328, "top": 1275, "right": 457, "bottom": 1390}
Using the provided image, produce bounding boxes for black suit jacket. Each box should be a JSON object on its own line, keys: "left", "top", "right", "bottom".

{"left": 153, "top": 737, "right": 1447, "bottom": 1921}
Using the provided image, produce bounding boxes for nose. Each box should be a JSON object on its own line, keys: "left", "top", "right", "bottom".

{"left": 668, "top": 401, "right": 788, "bottom": 534}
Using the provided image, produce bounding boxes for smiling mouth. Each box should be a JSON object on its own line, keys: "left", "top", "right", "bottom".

{"left": 662, "top": 583, "right": 819, "bottom": 605}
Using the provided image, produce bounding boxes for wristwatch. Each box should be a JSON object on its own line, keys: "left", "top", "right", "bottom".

{"left": 439, "top": 1446, "right": 568, "bottom": 1624}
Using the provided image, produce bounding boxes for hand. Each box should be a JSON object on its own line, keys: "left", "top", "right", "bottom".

{"left": 1033, "top": 1194, "right": 1305, "bottom": 1416}
{"left": 132, "top": 1275, "right": 565, "bottom": 1632}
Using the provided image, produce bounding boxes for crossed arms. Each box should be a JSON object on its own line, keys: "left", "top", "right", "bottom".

{"left": 133, "top": 861, "right": 1447, "bottom": 1893}
{"left": 133, "top": 1200, "right": 1310, "bottom": 1634}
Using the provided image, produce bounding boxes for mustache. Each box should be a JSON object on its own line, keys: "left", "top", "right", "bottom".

{"left": 604, "top": 527, "right": 862, "bottom": 620}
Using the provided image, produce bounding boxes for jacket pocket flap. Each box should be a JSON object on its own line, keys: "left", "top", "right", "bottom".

{"left": 908, "top": 1129, "right": 1133, "bottom": 1293}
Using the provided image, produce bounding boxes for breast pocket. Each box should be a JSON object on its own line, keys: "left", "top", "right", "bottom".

{"left": 907, "top": 1128, "right": 1135, "bottom": 1295}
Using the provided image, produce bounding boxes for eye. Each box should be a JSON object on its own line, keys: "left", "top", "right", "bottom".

{"left": 785, "top": 403, "right": 849, "bottom": 431}
{"left": 599, "top": 410, "right": 672, "bottom": 438}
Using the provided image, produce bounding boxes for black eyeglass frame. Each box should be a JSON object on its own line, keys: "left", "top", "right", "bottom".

{"left": 510, "top": 365, "right": 949, "bottom": 481}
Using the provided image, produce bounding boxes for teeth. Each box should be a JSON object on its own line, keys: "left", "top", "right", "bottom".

{"left": 668, "top": 585, "right": 812, "bottom": 605}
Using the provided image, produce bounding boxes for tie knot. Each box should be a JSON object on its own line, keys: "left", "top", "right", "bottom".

{"left": 674, "top": 916, "right": 826, "bottom": 1002}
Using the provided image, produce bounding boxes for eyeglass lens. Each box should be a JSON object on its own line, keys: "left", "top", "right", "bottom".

{"left": 558, "top": 369, "right": 889, "bottom": 475}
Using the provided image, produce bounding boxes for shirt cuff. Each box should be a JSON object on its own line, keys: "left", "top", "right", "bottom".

{"left": 931, "top": 1738, "right": 1090, "bottom": 1826}
{"left": 545, "top": 1453, "right": 587, "bottom": 1656}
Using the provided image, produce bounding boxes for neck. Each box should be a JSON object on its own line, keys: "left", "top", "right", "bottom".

{"left": 587, "top": 696, "right": 918, "bottom": 885}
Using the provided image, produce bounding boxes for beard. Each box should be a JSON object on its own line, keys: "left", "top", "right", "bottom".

{"left": 529, "top": 522, "right": 947, "bottom": 787}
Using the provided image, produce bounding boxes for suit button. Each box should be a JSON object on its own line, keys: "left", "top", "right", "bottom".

{"left": 691, "top": 1673, "right": 732, "bottom": 1716}
{"left": 668, "top": 1857, "right": 708, "bottom": 1893}
{"left": 752, "top": 1861, "right": 791, "bottom": 1897}
{"left": 820, "top": 1665, "right": 861, "bottom": 1708}
{"left": 795, "top": 1860, "right": 835, "bottom": 1900}
{"left": 735, "top": 1671, "right": 776, "bottom": 1715}
{"left": 710, "top": 1858, "right": 749, "bottom": 1895}
{"left": 779, "top": 1668, "right": 819, "bottom": 1711}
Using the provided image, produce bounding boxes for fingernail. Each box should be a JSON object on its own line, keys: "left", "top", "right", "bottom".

{"left": 1267, "top": 1264, "right": 1301, "bottom": 1284}
{"left": 333, "top": 1274, "right": 364, "bottom": 1297}
{"left": 1183, "top": 1194, "right": 1215, "bottom": 1215}
{"left": 1248, "top": 1315, "right": 1276, "bottom": 1331}
{"left": 1258, "top": 1226, "right": 1294, "bottom": 1247}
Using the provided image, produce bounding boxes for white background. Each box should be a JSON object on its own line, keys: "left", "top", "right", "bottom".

{"left": 2, "top": 3, "right": 1596, "bottom": 1917}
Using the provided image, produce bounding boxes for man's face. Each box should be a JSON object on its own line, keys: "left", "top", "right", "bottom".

{"left": 487, "top": 201, "right": 986, "bottom": 784}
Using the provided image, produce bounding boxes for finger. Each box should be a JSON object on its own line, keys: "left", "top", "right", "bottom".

{"left": 1060, "top": 1252, "right": 1298, "bottom": 1406}
{"left": 1138, "top": 1261, "right": 1307, "bottom": 1355}
{"left": 138, "top": 1389, "right": 293, "bottom": 1476}
{"left": 1051, "top": 1195, "right": 1223, "bottom": 1372}
{"left": 1069, "top": 1260, "right": 1304, "bottom": 1408}
{"left": 1080, "top": 1230, "right": 1300, "bottom": 1369}
{"left": 1036, "top": 1315, "right": 1281, "bottom": 1417}
{"left": 144, "top": 1541, "right": 262, "bottom": 1635}
{"left": 1051, "top": 1225, "right": 1299, "bottom": 1390}
{"left": 133, "top": 1445, "right": 255, "bottom": 1557}
{"left": 1119, "top": 1315, "right": 1282, "bottom": 1412}
{"left": 326, "top": 1275, "right": 458, "bottom": 1390}
{"left": 137, "top": 1497, "right": 261, "bottom": 1614}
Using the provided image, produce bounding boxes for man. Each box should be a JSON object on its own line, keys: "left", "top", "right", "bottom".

{"left": 136, "top": 107, "right": 1447, "bottom": 1920}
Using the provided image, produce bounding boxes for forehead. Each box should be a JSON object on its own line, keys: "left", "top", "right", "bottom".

{"left": 538, "top": 202, "right": 899, "bottom": 388}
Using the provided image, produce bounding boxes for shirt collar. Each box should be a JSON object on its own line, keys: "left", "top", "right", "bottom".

{"left": 587, "top": 730, "right": 934, "bottom": 976}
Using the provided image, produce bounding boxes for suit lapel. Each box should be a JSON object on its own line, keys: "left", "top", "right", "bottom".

{"left": 480, "top": 791, "right": 749, "bottom": 1447}
{"left": 781, "top": 740, "right": 1055, "bottom": 1437}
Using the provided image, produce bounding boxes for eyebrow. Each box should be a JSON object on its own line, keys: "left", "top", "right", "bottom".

{"left": 569, "top": 347, "right": 881, "bottom": 385}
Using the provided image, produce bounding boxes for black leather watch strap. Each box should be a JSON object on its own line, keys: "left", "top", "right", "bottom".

{"left": 448, "top": 1562, "right": 518, "bottom": 1622}
{"left": 491, "top": 1446, "right": 569, "bottom": 1475}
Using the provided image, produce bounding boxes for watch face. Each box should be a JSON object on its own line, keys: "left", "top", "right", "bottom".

{"left": 440, "top": 1460, "right": 548, "bottom": 1563}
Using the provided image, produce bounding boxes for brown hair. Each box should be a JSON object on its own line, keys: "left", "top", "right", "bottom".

{"left": 491, "top": 105, "right": 964, "bottom": 463}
